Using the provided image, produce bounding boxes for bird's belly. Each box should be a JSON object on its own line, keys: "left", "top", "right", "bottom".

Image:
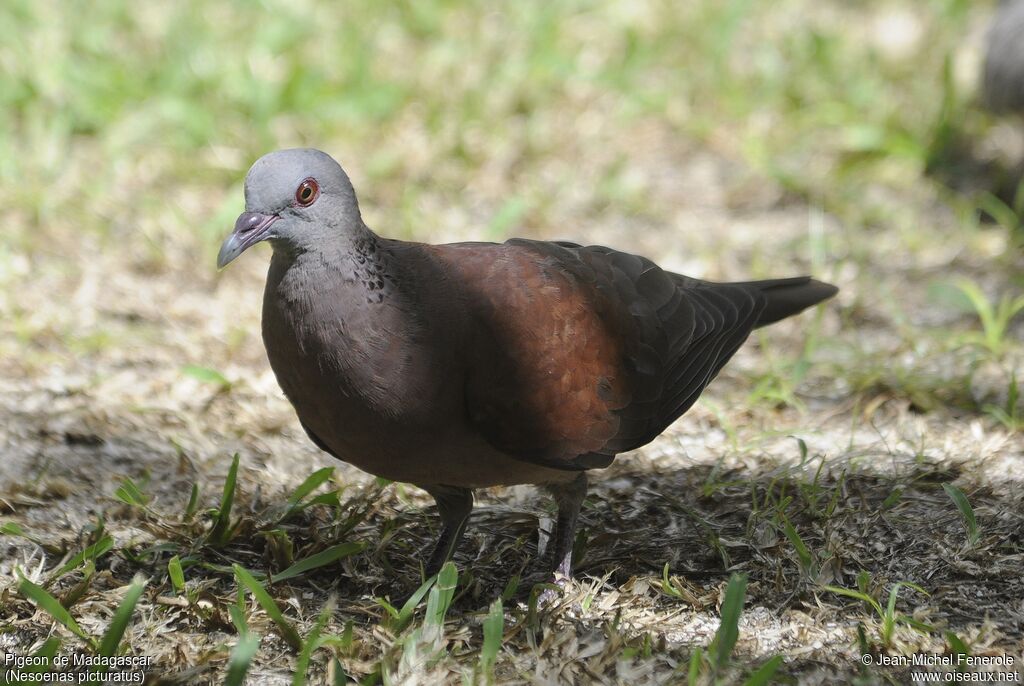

{"left": 306, "top": 414, "right": 578, "bottom": 488}
{"left": 270, "top": 360, "right": 575, "bottom": 488}
{"left": 262, "top": 297, "right": 579, "bottom": 489}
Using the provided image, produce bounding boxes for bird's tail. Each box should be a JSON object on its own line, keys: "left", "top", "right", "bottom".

{"left": 734, "top": 276, "right": 839, "bottom": 327}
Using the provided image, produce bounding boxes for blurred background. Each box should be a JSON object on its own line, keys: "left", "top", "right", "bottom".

{"left": 1, "top": 0, "right": 1022, "bottom": 682}
{"left": 2, "top": 0, "right": 1020, "bottom": 427}
{"left": 2, "top": 0, "right": 1021, "bottom": 258}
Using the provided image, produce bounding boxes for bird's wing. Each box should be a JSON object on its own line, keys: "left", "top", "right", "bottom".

{"left": 567, "top": 243, "right": 767, "bottom": 454}
{"left": 435, "top": 239, "right": 768, "bottom": 471}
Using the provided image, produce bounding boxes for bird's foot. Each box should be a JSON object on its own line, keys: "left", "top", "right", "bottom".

{"left": 523, "top": 550, "right": 574, "bottom": 607}
{"left": 536, "top": 570, "right": 571, "bottom": 607}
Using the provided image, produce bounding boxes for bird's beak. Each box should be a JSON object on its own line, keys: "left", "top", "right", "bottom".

{"left": 217, "top": 212, "right": 279, "bottom": 269}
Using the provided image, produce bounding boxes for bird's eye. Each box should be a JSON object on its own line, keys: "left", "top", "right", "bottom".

{"left": 295, "top": 178, "right": 319, "bottom": 206}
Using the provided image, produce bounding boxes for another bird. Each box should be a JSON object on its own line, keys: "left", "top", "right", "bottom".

{"left": 217, "top": 148, "right": 838, "bottom": 579}
{"left": 982, "top": 0, "right": 1024, "bottom": 115}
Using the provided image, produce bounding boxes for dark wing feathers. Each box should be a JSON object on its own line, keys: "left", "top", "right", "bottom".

{"left": 742, "top": 276, "right": 838, "bottom": 327}
{"left": 620, "top": 281, "right": 763, "bottom": 448}
{"left": 455, "top": 239, "right": 835, "bottom": 470}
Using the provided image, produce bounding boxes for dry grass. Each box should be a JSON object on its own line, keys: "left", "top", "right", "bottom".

{"left": 2, "top": 1, "right": 1024, "bottom": 684}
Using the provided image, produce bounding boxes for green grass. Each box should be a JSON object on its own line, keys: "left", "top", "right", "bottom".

{"left": 685, "top": 573, "right": 784, "bottom": 686}
{"left": 825, "top": 571, "right": 933, "bottom": 649}
{"left": 1, "top": 0, "right": 1023, "bottom": 683}
{"left": 0, "top": 0, "right": 1006, "bottom": 252}
{"left": 14, "top": 572, "right": 146, "bottom": 664}
{"left": 942, "top": 483, "right": 981, "bottom": 547}
{"left": 7, "top": 461, "right": 468, "bottom": 683}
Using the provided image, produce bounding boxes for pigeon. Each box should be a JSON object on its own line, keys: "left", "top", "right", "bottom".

{"left": 217, "top": 148, "right": 838, "bottom": 579}
{"left": 982, "top": 0, "right": 1024, "bottom": 115}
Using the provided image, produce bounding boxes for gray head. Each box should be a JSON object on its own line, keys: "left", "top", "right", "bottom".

{"left": 217, "top": 148, "right": 363, "bottom": 268}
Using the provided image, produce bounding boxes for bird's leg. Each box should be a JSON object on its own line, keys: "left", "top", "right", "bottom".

{"left": 421, "top": 485, "right": 474, "bottom": 576}
{"left": 544, "top": 472, "right": 588, "bottom": 580}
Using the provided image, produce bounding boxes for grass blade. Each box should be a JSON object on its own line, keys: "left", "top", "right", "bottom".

{"left": 779, "top": 514, "right": 814, "bottom": 575}
{"left": 271, "top": 542, "right": 364, "bottom": 583}
{"left": 224, "top": 633, "right": 260, "bottom": 686}
{"left": 285, "top": 468, "right": 334, "bottom": 513}
{"left": 425, "top": 562, "right": 458, "bottom": 627}
{"left": 18, "top": 574, "right": 94, "bottom": 647}
{"left": 742, "top": 655, "right": 783, "bottom": 686}
{"left": 16, "top": 637, "right": 62, "bottom": 680}
{"left": 661, "top": 563, "right": 685, "bottom": 599}
{"left": 385, "top": 574, "right": 437, "bottom": 633}
{"left": 2, "top": 522, "right": 27, "bottom": 537}
{"left": 94, "top": 575, "right": 147, "bottom": 672}
{"left": 331, "top": 657, "right": 352, "bottom": 685}
{"left": 500, "top": 574, "right": 521, "bottom": 602}
{"left": 230, "top": 585, "right": 249, "bottom": 637}
{"left": 823, "top": 585, "right": 883, "bottom": 616}
{"left": 181, "top": 364, "right": 232, "bottom": 390}
{"left": 478, "top": 598, "right": 503, "bottom": 681}
{"left": 942, "top": 483, "right": 980, "bottom": 546}
{"left": 293, "top": 598, "right": 334, "bottom": 686}
{"left": 889, "top": 582, "right": 929, "bottom": 611}
{"left": 168, "top": 555, "right": 186, "bottom": 594}
{"left": 234, "top": 564, "right": 302, "bottom": 650}
{"left": 374, "top": 597, "right": 400, "bottom": 621}
{"left": 49, "top": 535, "right": 114, "bottom": 581}
{"left": 687, "top": 647, "right": 703, "bottom": 686}
{"left": 304, "top": 491, "right": 341, "bottom": 508}
{"left": 183, "top": 483, "right": 200, "bottom": 522}
{"left": 114, "top": 478, "right": 150, "bottom": 507}
{"left": 946, "top": 630, "right": 971, "bottom": 659}
{"left": 211, "top": 453, "right": 240, "bottom": 547}
{"left": 901, "top": 616, "right": 935, "bottom": 634}
{"left": 709, "top": 573, "right": 747, "bottom": 674}
{"left": 2, "top": 522, "right": 48, "bottom": 548}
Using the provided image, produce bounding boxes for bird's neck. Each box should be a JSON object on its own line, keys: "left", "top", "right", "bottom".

{"left": 262, "top": 223, "right": 443, "bottom": 431}
{"left": 271, "top": 225, "right": 388, "bottom": 309}
{"left": 263, "top": 222, "right": 405, "bottom": 362}
{"left": 271, "top": 220, "right": 385, "bottom": 271}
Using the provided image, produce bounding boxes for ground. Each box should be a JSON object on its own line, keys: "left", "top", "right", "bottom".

{"left": 1, "top": 1, "right": 1023, "bottom": 684}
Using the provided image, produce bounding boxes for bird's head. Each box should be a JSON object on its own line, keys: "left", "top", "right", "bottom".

{"left": 217, "top": 148, "right": 362, "bottom": 268}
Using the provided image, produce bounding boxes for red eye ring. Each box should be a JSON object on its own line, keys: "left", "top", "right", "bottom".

{"left": 295, "top": 178, "right": 319, "bottom": 206}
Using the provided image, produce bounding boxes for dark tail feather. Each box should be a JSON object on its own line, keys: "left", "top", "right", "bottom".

{"left": 736, "top": 276, "right": 839, "bottom": 327}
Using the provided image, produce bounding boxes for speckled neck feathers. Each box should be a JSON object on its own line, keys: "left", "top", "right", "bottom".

{"left": 259, "top": 219, "right": 454, "bottom": 446}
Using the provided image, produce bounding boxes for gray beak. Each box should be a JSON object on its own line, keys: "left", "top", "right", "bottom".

{"left": 217, "top": 212, "right": 279, "bottom": 269}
